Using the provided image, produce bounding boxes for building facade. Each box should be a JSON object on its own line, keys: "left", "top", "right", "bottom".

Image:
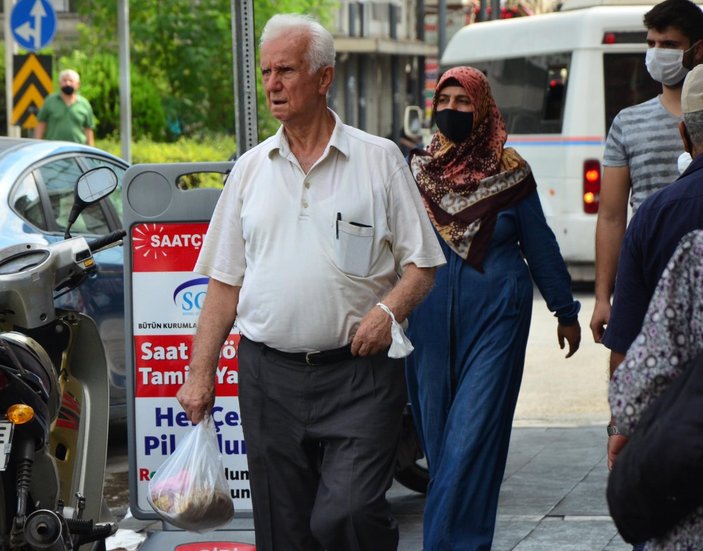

{"left": 330, "top": 0, "right": 436, "bottom": 140}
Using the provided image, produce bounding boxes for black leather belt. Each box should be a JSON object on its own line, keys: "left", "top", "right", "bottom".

{"left": 247, "top": 337, "right": 354, "bottom": 366}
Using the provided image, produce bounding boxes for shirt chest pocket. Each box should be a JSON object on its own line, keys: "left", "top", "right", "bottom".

{"left": 335, "top": 219, "right": 374, "bottom": 277}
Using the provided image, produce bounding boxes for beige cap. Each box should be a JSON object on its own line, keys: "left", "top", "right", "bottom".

{"left": 682, "top": 64, "right": 703, "bottom": 114}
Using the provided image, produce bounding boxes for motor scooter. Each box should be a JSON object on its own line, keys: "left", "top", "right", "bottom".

{"left": 0, "top": 167, "right": 125, "bottom": 551}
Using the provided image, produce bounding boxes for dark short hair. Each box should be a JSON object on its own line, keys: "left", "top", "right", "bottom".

{"left": 644, "top": 0, "right": 703, "bottom": 45}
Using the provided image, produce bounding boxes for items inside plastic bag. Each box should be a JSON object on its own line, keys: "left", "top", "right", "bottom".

{"left": 147, "top": 414, "right": 234, "bottom": 532}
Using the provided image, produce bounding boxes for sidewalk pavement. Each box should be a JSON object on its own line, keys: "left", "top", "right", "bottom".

{"left": 392, "top": 425, "right": 630, "bottom": 550}
{"left": 114, "top": 424, "right": 631, "bottom": 551}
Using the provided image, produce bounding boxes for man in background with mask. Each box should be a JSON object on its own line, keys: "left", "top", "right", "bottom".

{"left": 590, "top": 0, "right": 702, "bottom": 343}
{"left": 35, "top": 69, "right": 95, "bottom": 146}
{"left": 591, "top": 2, "right": 703, "bottom": 548}
{"left": 604, "top": 62, "right": 703, "bottom": 551}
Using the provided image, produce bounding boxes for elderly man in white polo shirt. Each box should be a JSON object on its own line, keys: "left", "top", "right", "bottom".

{"left": 177, "top": 13, "right": 445, "bottom": 551}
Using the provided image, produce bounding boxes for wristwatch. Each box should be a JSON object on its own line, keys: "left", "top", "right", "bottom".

{"left": 607, "top": 423, "right": 619, "bottom": 437}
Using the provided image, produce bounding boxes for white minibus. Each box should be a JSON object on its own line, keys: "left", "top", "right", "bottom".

{"left": 412, "top": 0, "right": 685, "bottom": 281}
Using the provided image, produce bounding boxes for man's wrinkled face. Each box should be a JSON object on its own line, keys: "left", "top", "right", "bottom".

{"left": 260, "top": 33, "right": 327, "bottom": 124}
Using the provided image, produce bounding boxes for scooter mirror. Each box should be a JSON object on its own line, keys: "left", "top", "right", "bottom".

{"left": 65, "top": 167, "right": 118, "bottom": 238}
{"left": 76, "top": 166, "right": 118, "bottom": 205}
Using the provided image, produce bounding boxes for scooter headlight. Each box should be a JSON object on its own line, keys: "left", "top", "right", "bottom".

{"left": 7, "top": 404, "right": 34, "bottom": 425}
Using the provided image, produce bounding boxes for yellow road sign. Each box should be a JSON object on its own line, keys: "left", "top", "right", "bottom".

{"left": 12, "top": 54, "right": 52, "bottom": 129}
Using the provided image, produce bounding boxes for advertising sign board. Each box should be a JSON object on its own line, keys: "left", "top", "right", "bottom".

{"left": 130, "top": 221, "right": 251, "bottom": 512}
{"left": 122, "top": 163, "right": 256, "bottom": 543}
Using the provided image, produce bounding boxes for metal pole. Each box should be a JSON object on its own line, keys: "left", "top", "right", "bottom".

{"left": 118, "top": 0, "right": 132, "bottom": 162}
{"left": 4, "top": 0, "right": 20, "bottom": 137}
{"left": 358, "top": 2, "right": 366, "bottom": 131}
{"left": 491, "top": 0, "right": 501, "bottom": 19}
{"left": 358, "top": 57, "right": 367, "bottom": 131}
{"left": 416, "top": 0, "right": 426, "bottom": 108}
{"left": 231, "top": 0, "right": 258, "bottom": 156}
{"left": 480, "top": 0, "right": 488, "bottom": 22}
{"left": 438, "top": 0, "right": 447, "bottom": 59}
{"left": 390, "top": 3, "right": 400, "bottom": 142}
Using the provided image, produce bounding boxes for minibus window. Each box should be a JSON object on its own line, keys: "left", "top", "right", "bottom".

{"left": 603, "top": 53, "right": 660, "bottom": 132}
{"left": 470, "top": 53, "right": 571, "bottom": 134}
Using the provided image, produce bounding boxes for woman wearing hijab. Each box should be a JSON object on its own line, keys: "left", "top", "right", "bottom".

{"left": 406, "top": 66, "right": 582, "bottom": 550}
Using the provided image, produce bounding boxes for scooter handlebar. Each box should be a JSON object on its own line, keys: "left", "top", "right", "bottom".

{"left": 87, "top": 230, "right": 127, "bottom": 254}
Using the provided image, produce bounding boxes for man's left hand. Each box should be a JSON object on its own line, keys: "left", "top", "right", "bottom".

{"left": 558, "top": 321, "right": 581, "bottom": 358}
{"left": 351, "top": 305, "right": 392, "bottom": 356}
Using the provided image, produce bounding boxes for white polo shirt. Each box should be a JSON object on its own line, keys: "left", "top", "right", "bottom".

{"left": 195, "top": 110, "right": 445, "bottom": 352}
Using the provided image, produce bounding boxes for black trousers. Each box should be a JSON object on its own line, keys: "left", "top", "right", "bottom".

{"left": 237, "top": 336, "right": 406, "bottom": 551}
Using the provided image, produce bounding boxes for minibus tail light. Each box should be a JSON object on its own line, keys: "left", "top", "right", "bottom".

{"left": 583, "top": 159, "right": 601, "bottom": 214}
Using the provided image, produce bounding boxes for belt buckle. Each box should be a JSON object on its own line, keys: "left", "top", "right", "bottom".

{"left": 305, "top": 351, "right": 321, "bottom": 366}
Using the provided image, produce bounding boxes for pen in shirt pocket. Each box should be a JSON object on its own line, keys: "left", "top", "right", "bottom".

{"left": 336, "top": 212, "right": 341, "bottom": 239}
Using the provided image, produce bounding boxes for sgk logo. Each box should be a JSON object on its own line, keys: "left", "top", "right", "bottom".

{"left": 173, "top": 277, "right": 209, "bottom": 315}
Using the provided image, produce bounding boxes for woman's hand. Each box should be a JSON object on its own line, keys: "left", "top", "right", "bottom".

{"left": 607, "top": 433, "right": 628, "bottom": 470}
{"left": 558, "top": 321, "right": 581, "bottom": 358}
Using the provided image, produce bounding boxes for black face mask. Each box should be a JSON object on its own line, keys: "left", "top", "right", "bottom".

{"left": 434, "top": 109, "right": 474, "bottom": 143}
{"left": 61, "top": 86, "right": 75, "bottom": 95}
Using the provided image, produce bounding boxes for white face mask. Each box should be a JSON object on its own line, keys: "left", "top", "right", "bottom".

{"left": 645, "top": 47, "right": 689, "bottom": 86}
{"left": 678, "top": 151, "right": 692, "bottom": 174}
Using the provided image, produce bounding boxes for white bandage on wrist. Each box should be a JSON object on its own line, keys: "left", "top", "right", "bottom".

{"left": 376, "top": 302, "right": 414, "bottom": 358}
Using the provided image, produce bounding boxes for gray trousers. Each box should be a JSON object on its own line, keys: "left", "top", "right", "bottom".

{"left": 237, "top": 336, "right": 406, "bottom": 551}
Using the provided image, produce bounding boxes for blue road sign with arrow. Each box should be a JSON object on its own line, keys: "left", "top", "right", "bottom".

{"left": 11, "top": 0, "right": 57, "bottom": 52}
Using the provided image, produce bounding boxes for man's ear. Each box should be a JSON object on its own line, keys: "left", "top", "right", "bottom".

{"left": 680, "top": 120, "right": 693, "bottom": 154}
{"left": 319, "top": 66, "right": 334, "bottom": 94}
{"left": 683, "top": 40, "right": 703, "bottom": 70}
{"left": 691, "top": 40, "right": 703, "bottom": 68}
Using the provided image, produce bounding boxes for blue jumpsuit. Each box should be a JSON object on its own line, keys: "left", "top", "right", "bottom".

{"left": 405, "top": 190, "right": 579, "bottom": 551}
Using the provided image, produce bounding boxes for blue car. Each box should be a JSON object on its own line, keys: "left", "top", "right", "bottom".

{"left": 0, "top": 137, "right": 129, "bottom": 420}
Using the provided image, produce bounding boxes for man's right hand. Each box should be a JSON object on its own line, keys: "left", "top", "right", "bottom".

{"left": 589, "top": 298, "right": 611, "bottom": 343}
{"left": 176, "top": 369, "right": 216, "bottom": 424}
{"left": 607, "top": 433, "right": 628, "bottom": 470}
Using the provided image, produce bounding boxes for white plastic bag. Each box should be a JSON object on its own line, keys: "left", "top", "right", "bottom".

{"left": 147, "top": 414, "right": 234, "bottom": 532}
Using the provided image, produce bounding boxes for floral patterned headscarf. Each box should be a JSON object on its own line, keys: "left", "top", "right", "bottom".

{"left": 425, "top": 66, "right": 507, "bottom": 188}
{"left": 410, "top": 66, "right": 536, "bottom": 271}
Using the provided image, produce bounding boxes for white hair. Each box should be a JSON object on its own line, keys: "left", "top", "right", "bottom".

{"left": 260, "top": 13, "right": 335, "bottom": 73}
{"left": 59, "top": 69, "right": 80, "bottom": 82}
{"left": 684, "top": 109, "right": 703, "bottom": 146}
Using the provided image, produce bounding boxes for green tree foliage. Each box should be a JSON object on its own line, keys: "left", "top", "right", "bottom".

{"left": 72, "top": 0, "right": 337, "bottom": 144}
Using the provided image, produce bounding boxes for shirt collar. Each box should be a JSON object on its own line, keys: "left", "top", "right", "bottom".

{"left": 266, "top": 109, "right": 350, "bottom": 162}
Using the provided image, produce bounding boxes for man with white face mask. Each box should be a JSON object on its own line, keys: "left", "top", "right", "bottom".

{"left": 592, "top": 2, "right": 703, "bottom": 549}
{"left": 591, "top": 0, "right": 703, "bottom": 343}
{"left": 607, "top": 63, "right": 703, "bottom": 551}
